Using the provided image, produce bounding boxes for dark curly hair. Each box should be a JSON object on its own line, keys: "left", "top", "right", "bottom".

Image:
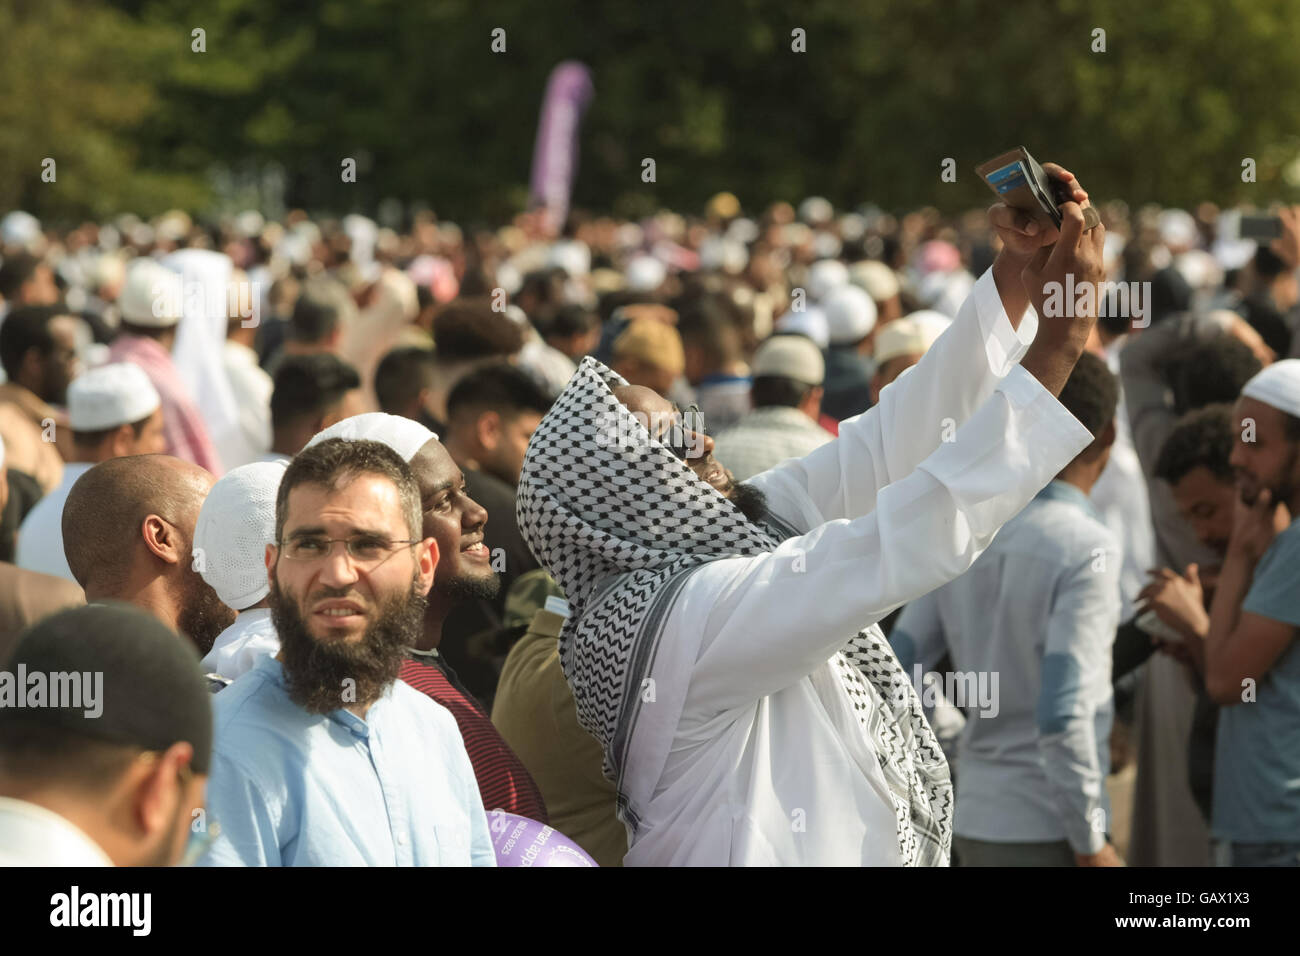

{"left": 1057, "top": 351, "right": 1119, "bottom": 439}
{"left": 1154, "top": 403, "right": 1235, "bottom": 486}
{"left": 1168, "top": 333, "right": 1260, "bottom": 416}
{"left": 432, "top": 298, "right": 525, "bottom": 361}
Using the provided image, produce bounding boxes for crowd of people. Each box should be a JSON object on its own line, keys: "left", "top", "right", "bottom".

{"left": 0, "top": 177, "right": 1297, "bottom": 866}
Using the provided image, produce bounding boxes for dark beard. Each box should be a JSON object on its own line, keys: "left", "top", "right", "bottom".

{"left": 179, "top": 574, "right": 238, "bottom": 655}
{"left": 729, "top": 481, "right": 769, "bottom": 524}
{"left": 270, "top": 574, "right": 428, "bottom": 715}
{"left": 439, "top": 570, "right": 502, "bottom": 604}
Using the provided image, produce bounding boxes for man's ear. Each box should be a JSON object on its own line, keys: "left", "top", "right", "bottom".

{"left": 265, "top": 542, "right": 278, "bottom": 582}
{"left": 109, "top": 422, "right": 135, "bottom": 458}
{"left": 1099, "top": 418, "right": 1117, "bottom": 451}
{"left": 475, "top": 411, "right": 502, "bottom": 452}
{"left": 19, "top": 347, "right": 43, "bottom": 391}
{"left": 132, "top": 742, "right": 193, "bottom": 842}
{"left": 141, "top": 515, "right": 183, "bottom": 565}
{"left": 416, "top": 537, "right": 439, "bottom": 594}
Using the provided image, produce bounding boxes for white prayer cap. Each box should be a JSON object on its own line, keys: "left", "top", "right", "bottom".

{"left": 823, "top": 285, "right": 877, "bottom": 346}
{"left": 726, "top": 217, "right": 759, "bottom": 244}
{"left": 698, "top": 237, "right": 748, "bottom": 274}
{"left": 547, "top": 240, "right": 591, "bottom": 278}
{"left": 773, "top": 306, "right": 830, "bottom": 349}
{"left": 1, "top": 211, "right": 41, "bottom": 248}
{"left": 67, "top": 363, "right": 161, "bottom": 431}
{"left": 875, "top": 315, "right": 945, "bottom": 365}
{"left": 849, "top": 260, "right": 901, "bottom": 303}
{"left": 807, "top": 259, "right": 849, "bottom": 303}
{"left": 625, "top": 254, "right": 667, "bottom": 292}
{"left": 305, "top": 412, "right": 437, "bottom": 463}
{"left": 1173, "top": 249, "right": 1222, "bottom": 290}
{"left": 118, "top": 258, "right": 184, "bottom": 327}
{"left": 753, "top": 335, "right": 825, "bottom": 387}
{"left": 1159, "top": 209, "right": 1199, "bottom": 250}
{"left": 798, "top": 196, "right": 834, "bottom": 226}
{"left": 1242, "top": 359, "right": 1300, "bottom": 419}
{"left": 194, "top": 460, "right": 287, "bottom": 611}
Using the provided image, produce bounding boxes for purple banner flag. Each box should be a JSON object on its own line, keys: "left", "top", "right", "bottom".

{"left": 528, "top": 61, "right": 594, "bottom": 235}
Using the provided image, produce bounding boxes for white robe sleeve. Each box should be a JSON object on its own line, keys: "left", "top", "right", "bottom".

{"left": 676, "top": 364, "right": 1092, "bottom": 718}
{"left": 750, "top": 268, "right": 1037, "bottom": 528}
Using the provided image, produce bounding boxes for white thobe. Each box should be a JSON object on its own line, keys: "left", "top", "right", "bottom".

{"left": 0, "top": 796, "right": 113, "bottom": 866}
{"left": 15, "top": 462, "right": 93, "bottom": 582}
{"left": 201, "top": 607, "right": 279, "bottom": 681}
{"left": 620, "top": 269, "right": 1095, "bottom": 866}
{"left": 219, "top": 340, "right": 274, "bottom": 470}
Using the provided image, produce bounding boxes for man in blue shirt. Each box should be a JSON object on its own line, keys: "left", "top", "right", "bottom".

{"left": 199, "top": 437, "right": 495, "bottom": 866}
{"left": 1204, "top": 359, "right": 1300, "bottom": 867}
{"left": 893, "top": 352, "right": 1123, "bottom": 866}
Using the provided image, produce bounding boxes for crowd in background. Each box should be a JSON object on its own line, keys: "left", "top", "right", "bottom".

{"left": 0, "top": 189, "right": 1298, "bottom": 867}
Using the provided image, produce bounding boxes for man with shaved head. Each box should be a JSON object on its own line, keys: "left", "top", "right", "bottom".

{"left": 61, "top": 455, "right": 236, "bottom": 657}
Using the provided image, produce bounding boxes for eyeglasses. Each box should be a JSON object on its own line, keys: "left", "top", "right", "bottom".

{"left": 277, "top": 535, "right": 420, "bottom": 565}
{"left": 661, "top": 404, "right": 707, "bottom": 460}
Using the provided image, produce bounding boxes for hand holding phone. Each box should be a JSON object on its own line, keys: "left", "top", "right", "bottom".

{"left": 977, "top": 147, "right": 1101, "bottom": 232}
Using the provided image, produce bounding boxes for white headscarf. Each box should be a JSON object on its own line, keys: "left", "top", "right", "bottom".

{"left": 163, "top": 249, "right": 240, "bottom": 472}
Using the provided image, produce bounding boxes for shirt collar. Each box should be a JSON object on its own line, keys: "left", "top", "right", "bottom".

{"left": 0, "top": 797, "right": 113, "bottom": 866}
{"left": 1035, "top": 479, "right": 1102, "bottom": 522}
{"left": 257, "top": 655, "right": 392, "bottom": 736}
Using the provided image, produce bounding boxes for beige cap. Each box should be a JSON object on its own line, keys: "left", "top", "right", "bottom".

{"left": 752, "top": 335, "right": 825, "bottom": 386}
{"left": 612, "top": 319, "right": 685, "bottom": 376}
{"left": 850, "top": 260, "right": 901, "bottom": 303}
{"left": 874, "top": 317, "right": 944, "bottom": 366}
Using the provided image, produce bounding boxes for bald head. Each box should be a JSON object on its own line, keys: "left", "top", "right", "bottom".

{"left": 62, "top": 455, "right": 215, "bottom": 594}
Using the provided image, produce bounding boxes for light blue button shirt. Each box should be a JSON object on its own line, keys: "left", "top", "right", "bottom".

{"left": 197, "top": 656, "right": 495, "bottom": 866}
{"left": 892, "top": 480, "right": 1121, "bottom": 854}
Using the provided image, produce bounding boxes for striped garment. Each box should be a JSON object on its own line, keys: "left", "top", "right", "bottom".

{"left": 399, "top": 653, "right": 548, "bottom": 823}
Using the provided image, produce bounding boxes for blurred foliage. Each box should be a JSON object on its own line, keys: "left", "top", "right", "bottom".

{"left": 4, "top": 0, "right": 1300, "bottom": 224}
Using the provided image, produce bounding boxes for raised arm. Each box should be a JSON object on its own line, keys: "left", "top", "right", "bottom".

{"left": 678, "top": 365, "right": 1094, "bottom": 717}
{"left": 755, "top": 195, "right": 1103, "bottom": 531}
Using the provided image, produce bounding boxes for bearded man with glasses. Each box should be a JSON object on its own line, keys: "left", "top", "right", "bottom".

{"left": 197, "top": 438, "right": 495, "bottom": 866}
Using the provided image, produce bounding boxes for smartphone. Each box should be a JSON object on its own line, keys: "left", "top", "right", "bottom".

{"left": 976, "top": 147, "right": 1100, "bottom": 232}
{"left": 1239, "top": 214, "right": 1282, "bottom": 241}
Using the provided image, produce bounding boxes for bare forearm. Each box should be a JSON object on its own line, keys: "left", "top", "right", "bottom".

{"left": 1204, "top": 547, "right": 1258, "bottom": 700}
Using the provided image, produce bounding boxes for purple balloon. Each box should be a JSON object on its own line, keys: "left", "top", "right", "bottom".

{"left": 488, "top": 811, "right": 598, "bottom": 867}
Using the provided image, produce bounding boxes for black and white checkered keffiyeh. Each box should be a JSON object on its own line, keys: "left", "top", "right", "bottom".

{"left": 517, "top": 357, "right": 951, "bottom": 865}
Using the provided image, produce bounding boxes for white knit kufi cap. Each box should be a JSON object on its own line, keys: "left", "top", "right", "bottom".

{"left": 305, "top": 412, "right": 437, "bottom": 463}
{"left": 1242, "top": 359, "right": 1300, "bottom": 419}
{"left": 822, "top": 284, "right": 877, "bottom": 345}
{"left": 773, "top": 306, "right": 830, "bottom": 349}
{"left": 67, "top": 363, "right": 161, "bottom": 431}
{"left": 118, "top": 258, "right": 184, "bottom": 327}
{"left": 194, "top": 460, "right": 288, "bottom": 611}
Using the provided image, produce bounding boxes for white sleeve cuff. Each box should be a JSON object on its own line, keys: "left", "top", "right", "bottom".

{"left": 973, "top": 267, "right": 1038, "bottom": 378}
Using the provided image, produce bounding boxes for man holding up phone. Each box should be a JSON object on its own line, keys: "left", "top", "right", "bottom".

{"left": 517, "top": 162, "right": 1109, "bottom": 865}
